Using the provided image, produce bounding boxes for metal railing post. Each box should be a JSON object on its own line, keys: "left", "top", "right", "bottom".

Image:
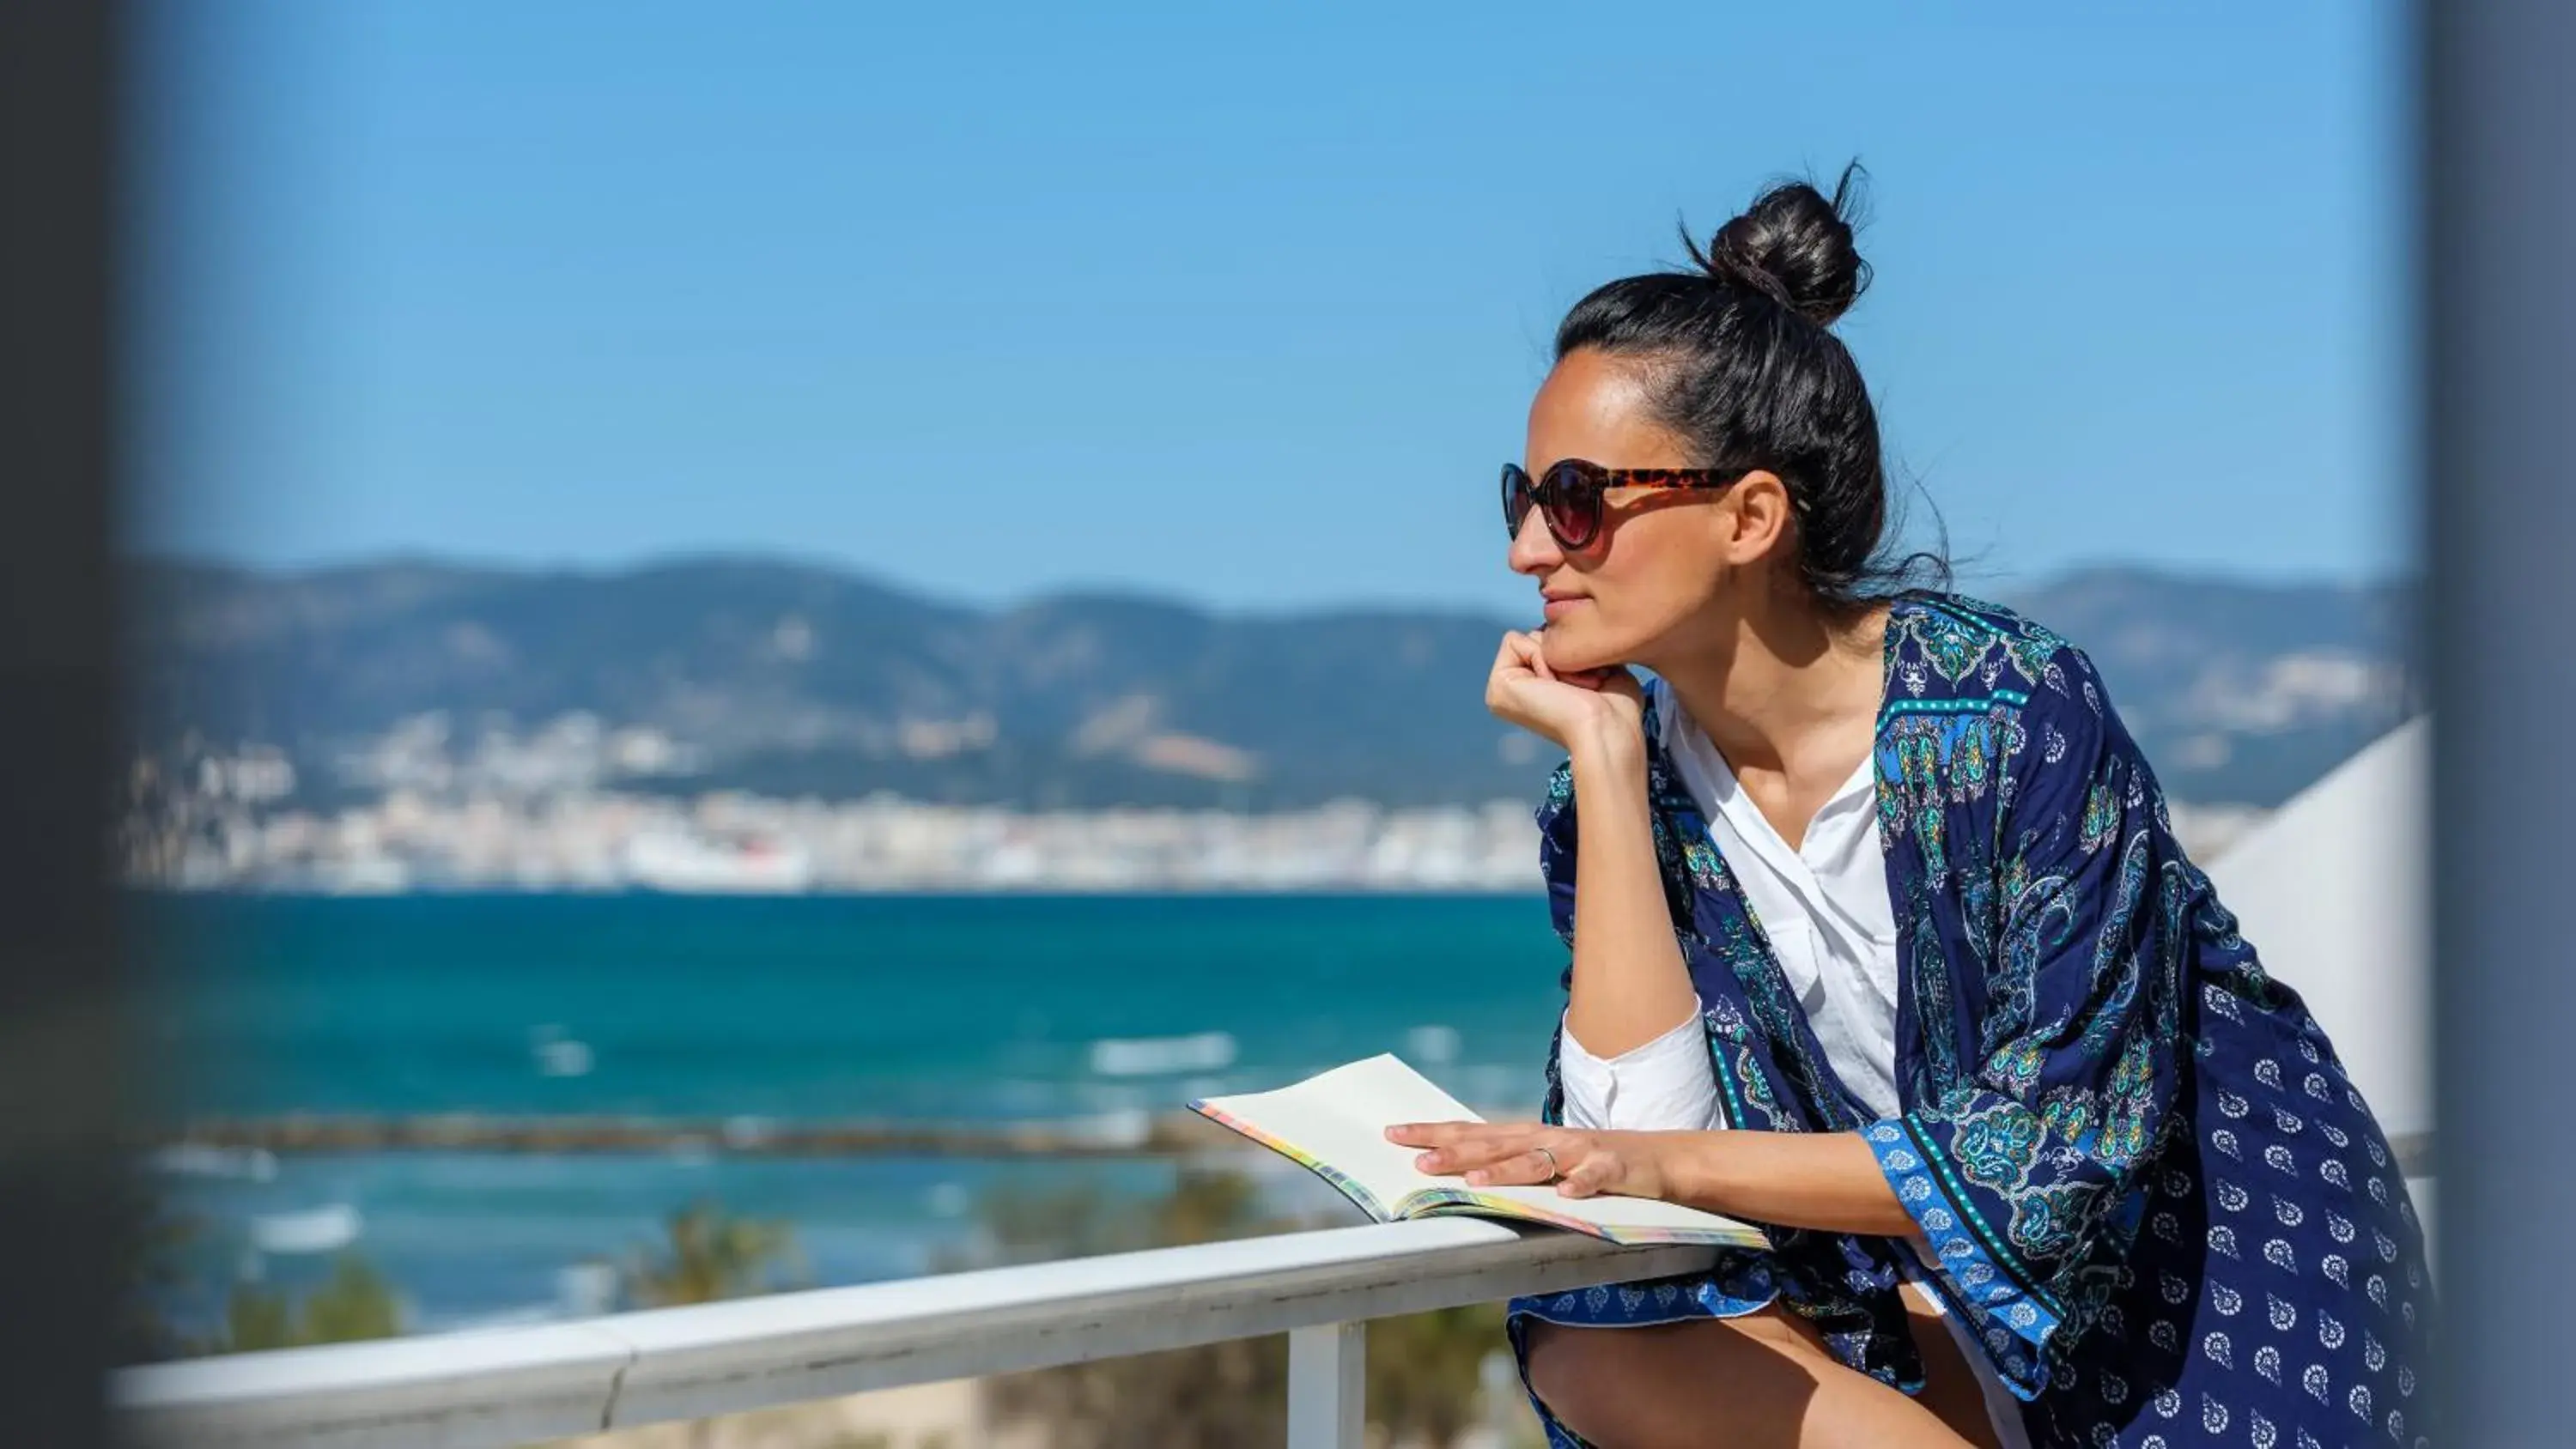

{"left": 1285, "top": 1320, "right": 1364, "bottom": 1449}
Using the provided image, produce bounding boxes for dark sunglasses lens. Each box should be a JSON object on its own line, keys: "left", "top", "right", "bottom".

{"left": 1500, "top": 465, "right": 1534, "bottom": 537}
{"left": 1543, "top": 463, "right": 1601, "bottom": 548}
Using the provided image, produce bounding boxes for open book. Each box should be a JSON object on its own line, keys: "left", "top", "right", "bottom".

{"left": 1189, "top": 1054, "right": 1769, "bottom": 1248}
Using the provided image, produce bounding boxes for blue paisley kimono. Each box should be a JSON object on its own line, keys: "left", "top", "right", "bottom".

{"left": 1508, "top": 594, "right": 2435, "bottom": 1448}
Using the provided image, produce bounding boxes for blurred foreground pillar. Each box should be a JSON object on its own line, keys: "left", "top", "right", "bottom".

{"left": 2425, "top": 0, "right": 2576, "bottom": 1442}
{"left": 0, "top": 1, "right": 130, "bottom": 1444}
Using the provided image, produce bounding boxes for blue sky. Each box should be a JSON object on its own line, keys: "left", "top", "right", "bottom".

{"left": 131, "top": 1, "right": 2409, "bottom": 615}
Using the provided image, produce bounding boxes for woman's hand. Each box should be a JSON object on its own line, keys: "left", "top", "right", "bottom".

{"left": 1384, "top": 1119, "right": 1674, "bottom": 1201}
{"left": 1485, "top": 631, "right": 1646, "bottom": 756}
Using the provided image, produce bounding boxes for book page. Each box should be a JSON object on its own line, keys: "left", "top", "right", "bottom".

{"left": 1418, "top": 1180, "right": 1767, "bottom": 1246}
{"left": 1194, "top": 1053, "right": 1769, "bottom": 1248}
{"left": 1189, "top": 1053, "right": 1480, "bottom": 1218}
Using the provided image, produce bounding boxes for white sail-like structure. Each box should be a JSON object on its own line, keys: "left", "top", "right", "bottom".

{"left": 2202, "top": 718, "right": 2432, "bottom": 1251}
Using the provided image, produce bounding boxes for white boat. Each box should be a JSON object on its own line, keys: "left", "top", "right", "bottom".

{"left": 248, "top": 1202, "right": 362, "bottom": 1256}
{"left": 622, "top": 830, "right": 813, "bottom": 894}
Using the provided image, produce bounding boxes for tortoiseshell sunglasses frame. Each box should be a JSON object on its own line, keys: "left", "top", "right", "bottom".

{"left": 1500, "top": 459, "right": 1743, "bottom": 550}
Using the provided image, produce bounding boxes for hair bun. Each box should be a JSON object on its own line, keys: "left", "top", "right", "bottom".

{"left": 1692, "top": 167, "right": 1871, "bottom": 328}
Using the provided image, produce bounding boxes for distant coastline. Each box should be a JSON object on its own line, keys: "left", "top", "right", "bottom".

{"left": 126, "top": 793, "right": 1550, "bottom": 894}
{"left": 125, "top": 557, "right": 2399, "bottom": 893}
{"left": 125, "top": 790, "right": 2263, "bottom": 894}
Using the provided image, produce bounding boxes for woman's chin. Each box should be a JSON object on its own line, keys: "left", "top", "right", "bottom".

{"left": 1539, "top": 626, "right": 1619, "bottom": 676}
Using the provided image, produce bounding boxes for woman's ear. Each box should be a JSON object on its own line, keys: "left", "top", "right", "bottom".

{"left": 1720, "top": 470, "right": 1793, "bottom": 565}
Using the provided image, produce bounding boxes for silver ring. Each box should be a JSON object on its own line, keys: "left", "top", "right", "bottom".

{"left": 1533, "top": 1145, "right": 1562, "bottom": 1182}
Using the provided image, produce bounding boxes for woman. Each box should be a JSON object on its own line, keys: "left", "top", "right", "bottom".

{"left": 1387, "top": 169, "right": 2434, "bottom": 1449}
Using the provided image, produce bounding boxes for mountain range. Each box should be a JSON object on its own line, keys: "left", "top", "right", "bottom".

{"left": 127, "top": 558, "right": 2417, "bottom": 810}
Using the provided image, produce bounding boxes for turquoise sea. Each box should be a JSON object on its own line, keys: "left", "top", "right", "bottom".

{"left": 139, "top": 894, "right": 1568, "bottom": 1335}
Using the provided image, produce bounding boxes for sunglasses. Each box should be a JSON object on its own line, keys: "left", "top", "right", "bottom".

{"left": 1499, "top": 459, "right": 1743, "bottom": 550}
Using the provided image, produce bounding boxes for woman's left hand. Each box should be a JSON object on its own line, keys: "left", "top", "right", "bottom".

{"left": 1383, "top": 1120, "right": 1674, "bottom": 1201}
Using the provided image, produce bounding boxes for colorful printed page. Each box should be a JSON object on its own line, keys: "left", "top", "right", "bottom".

{"left": 1190, "top": 1054, "right": 1768, "bottom": 1249}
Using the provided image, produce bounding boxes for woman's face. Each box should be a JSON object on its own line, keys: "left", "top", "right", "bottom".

{"left": 1510, "top": 349, "right": 1789, "bottom": 674}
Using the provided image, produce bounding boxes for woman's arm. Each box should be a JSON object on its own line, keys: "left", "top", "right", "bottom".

{"left": 1480, "top": 629, "right": 1699, "bottom": 1062}
{"left": 1658, "top": 1128, "right": 1917, "bottom": 1238}
{"left": 1381, "top": 1119, "right": 1918, "bottom": 1240}
{"left": 1559, "top": 723, "right": 1704, "bottom": 1059}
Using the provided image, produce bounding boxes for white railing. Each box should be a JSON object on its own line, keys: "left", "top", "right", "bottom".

{"left": 111, "top": 1216, "right": 1716, "bottom": 1449}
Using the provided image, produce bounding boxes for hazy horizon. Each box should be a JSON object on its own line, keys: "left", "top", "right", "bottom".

{"left": 125, "top": 544, "right": 2415, "bottom": 620}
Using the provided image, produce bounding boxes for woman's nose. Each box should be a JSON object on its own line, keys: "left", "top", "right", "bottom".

{"left": 1506, "top": 511, "right": 1562, "bottom": 576}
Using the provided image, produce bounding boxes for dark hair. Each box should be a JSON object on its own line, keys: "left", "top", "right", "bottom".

{"left": 1554, "top": 162, "right": 1944, "bottom": 611}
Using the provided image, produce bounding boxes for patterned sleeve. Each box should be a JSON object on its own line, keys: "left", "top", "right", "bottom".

{"left": 1863, "top": 648, "right": 2189, "bottom": 1397}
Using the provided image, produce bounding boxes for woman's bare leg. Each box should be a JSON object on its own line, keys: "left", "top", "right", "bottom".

{"left": 1523, "top": 1305, "right": 1985, "bottom": 1449}
{"left": 1896, "top": 1283, "right": 2005, "bottom": 1449}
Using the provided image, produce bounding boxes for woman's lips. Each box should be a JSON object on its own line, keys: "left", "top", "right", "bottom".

{"left": 1541, "top": 597, "right": 1587, "bottom": 621}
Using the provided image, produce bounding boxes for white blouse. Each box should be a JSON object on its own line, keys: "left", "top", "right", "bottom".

{"left": 1557, "top": 676, "right": 1899, "bottom": 1125}
{"left": 1554, "top": 677, "right": 2032, "bottom": 1449}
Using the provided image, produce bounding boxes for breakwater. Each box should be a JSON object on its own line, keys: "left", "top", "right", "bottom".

{"left": 155, "top": 1109, "right": 1245, "bottom": 1158}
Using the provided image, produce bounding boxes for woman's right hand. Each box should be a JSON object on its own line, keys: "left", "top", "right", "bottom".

{"left": 1485, "top": 630, "right": 1646, "bottom": 755}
